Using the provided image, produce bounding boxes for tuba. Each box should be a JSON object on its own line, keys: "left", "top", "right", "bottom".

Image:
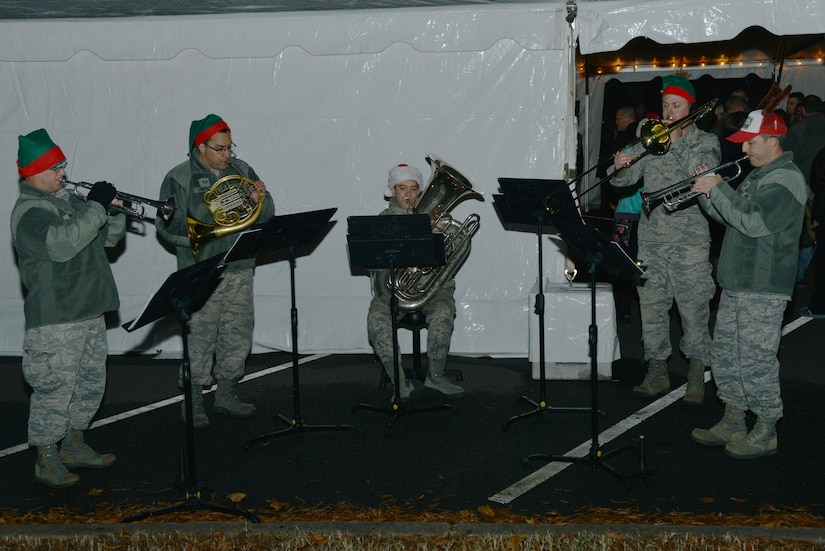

{"left": 187, "top": 161, "right": 266, "bottom": 260}
{"left": 373, "top": 153, "right": 484, "bottom": 311}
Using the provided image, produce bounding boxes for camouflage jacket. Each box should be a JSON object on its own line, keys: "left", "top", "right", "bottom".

{"left": 156, "top": 153, "right": 275, "bottom": 271}
{"left": 611, "top": 125, "right": 720, "bottom": 244}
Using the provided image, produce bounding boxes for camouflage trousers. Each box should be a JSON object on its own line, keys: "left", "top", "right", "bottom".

{"left": 637, "top": 241, "right": 715, "bottom": 364}
{"left": 22, "top": 316, "right": 108, "bottom": 447}
{"left": 367, "top": 284, "right": 456, "bottom": 373}
{"left": 186, "top": 269, "right": 254, "bottom": 387}
{"left": 711, "top": 290, "right": 785, "bottom": 422}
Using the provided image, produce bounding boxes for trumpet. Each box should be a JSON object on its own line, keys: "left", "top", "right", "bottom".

{"left": 63, "top": 179, "right": 175, "bottom": 221}
{"left": 641, "top": 155, "right": 749, "bottom": 213}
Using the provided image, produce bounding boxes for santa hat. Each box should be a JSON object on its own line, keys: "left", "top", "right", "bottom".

{"left": 189, "top": 114, "right": 230, "bottom": 151}
{"left": 661, "top": 75, "right": 696, "bottom": 104}
{"left": 385, "top": 163, "right": 423, "bottom": 198}
{"left": 727, "top": 110, "right": 787, "bottom": 143}
{"left": 17, "top": 129, "right": 66, "bottom": 177}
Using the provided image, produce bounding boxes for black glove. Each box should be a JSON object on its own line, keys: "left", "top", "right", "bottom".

{"left": 86, "top": 181, "right": 117, "bottom": 208}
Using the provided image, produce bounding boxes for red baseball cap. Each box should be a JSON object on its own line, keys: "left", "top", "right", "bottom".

{"left": 727, "top": 110, "right": 787, "bottom": 143}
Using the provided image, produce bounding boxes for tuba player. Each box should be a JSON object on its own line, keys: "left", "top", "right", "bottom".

{"left": 366, "top": 163, "right": 465, "bottom": 403}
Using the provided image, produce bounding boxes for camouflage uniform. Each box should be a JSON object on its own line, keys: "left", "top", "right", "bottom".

{"left": 156, "top": 153, "right": 275, "bottom": 387}
{"left": 698, "top": 151, "right": 807, "bottom": 422}
{"left": 367, "top": 201, "right": 457, "bottom": 376}
{"left": 612, "top": 125, "right": 720, "bottom": 364}
{"left": 11, "top": 184, "right": 125, "bottom": 446}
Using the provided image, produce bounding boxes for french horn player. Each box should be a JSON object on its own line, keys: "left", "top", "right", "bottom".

{"left": 155, "top": 114, "right": 275, "bottom": 430}
{"left": 610, "top": 75, "right": 720, "bottom": 406}
{"left": 367, "top": 159, "right": 482, "bottom": 403}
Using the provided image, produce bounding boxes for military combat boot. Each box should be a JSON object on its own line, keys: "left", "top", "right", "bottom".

{"left": 213, "top": 379, "right": 256, "bottom": 418}
{"left": 690, "top": 403, "right": 746, "bottom": 446}
{"left": 724, "top": 417, "right": 777, "bottom": 459}
{"left": 35, "top": 444, "right": 80, "bottom": 488}
{"left": 59, "top": 428, "right": 116, "bottom": 469}
{"left": 181, "top": 389, "right": 209, "bottom": 429}
{"left": 683, "top": 358, "right": 706, "bottom": 405}
{"left": 632, "top": 359, "right": 670, "bottom": 398}
{"left": 424, "top": 360, "right": 465, "bottom": 398}
{"left": 382, "top": 356, "right": 413, "bottom": 404}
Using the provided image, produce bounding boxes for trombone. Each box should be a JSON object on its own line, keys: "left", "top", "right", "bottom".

{"left": 63, "top": 179, "right": 175, "bottom": 221}
{"left": 641, "top": 155, "right": 749, "bottom": 213}
{"left": 543, "top": 98, "right": 718, "bottom": 215}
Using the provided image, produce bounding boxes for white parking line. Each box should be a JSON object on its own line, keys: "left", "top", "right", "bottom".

{"left": 488, "top": 316, "right": 812, "bottom": 504}
{"left": 0, "top": 353, "right": 329, "bottom": 459}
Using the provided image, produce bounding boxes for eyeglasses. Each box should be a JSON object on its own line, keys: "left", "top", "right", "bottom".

{"left": 49, "top": 161, "right": 68, "bottom": 172}
{"left": 204, "top": 142, "right": 236, "bottom": 154}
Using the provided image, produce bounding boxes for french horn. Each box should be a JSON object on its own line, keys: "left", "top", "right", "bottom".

{"left": 187, "top": 162, "right": 266, "bottom": 260}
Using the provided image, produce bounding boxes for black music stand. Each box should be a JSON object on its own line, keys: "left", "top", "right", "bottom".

{"left": 494, "top": 179, "right": 592, "bottom": 431}
{"left": 522, "top": 187, "right": 649, "bottom": 483}
{"left": 243, "top": 209, "right": 362, "bottom": 449}
{"left": 121, "top": 252, "right": 259, "bottom": 523}
{"left": 347, "top": 214, "right": 457, "bottom": 435}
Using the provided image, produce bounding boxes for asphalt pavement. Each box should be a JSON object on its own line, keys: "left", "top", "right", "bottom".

{"left": 1, "top": 273, "right": 823, "bottom": 527}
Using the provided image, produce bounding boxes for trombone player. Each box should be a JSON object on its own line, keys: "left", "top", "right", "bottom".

{"left": 156, "top": 114, "right": 275, "bottom": 429}
{"left": 611, "top": 75, "right": 720, "bottom": 404}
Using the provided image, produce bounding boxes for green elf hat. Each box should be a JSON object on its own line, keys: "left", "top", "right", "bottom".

{"left": 661, "top": 75, "right": 696, "bottom": 104}
{"left": 17, "top": 129, "right": 66, "bottom": 177}
{"left": 189, "top": 114, "right": 230, "bottom": 151}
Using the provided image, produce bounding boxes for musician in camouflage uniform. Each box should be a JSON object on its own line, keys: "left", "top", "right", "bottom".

{"left": 691, "top": 109, "right": 806, "bottom": 459}
{"left": 611, "top": 75, "right": 720, "bottom": 404}
{"left": 156, "top": 115, "right": 275, "bottom": 429}
{"left": 366, "top": 163, "right": 464, "bottom": 403}
{"left": 11, "top": 129, "right": 125, "bottom": 488}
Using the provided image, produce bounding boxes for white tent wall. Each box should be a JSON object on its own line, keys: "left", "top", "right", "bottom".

{"left": 0, "top": 5, "right": 576, "bottom": 357}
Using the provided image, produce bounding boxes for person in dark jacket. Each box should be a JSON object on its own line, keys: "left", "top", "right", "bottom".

{"left": 11, "top": 129, "right": 125, "bottom": 487}
{"left": 691, "top": 110, "right": 807, "bottom": 459}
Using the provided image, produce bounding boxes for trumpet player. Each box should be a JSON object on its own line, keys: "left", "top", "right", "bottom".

{"left": 156, "top": 114, "right": 274, "bottom": 429}
{"left": 11, "top": 129, "right": 124, "bottom": 487}
{"left": 611, "top": 75, "right": 720, "bottom": 404}
{"left": 366, "top": 163, "right": 464, "bottom": 403}
{"left": 690, "top": 109, "right": 807, "bottom": 459}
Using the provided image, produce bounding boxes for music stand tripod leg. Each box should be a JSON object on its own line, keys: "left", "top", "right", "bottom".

{"left": 245, "top": 246, "right": 361, "bottom": 450}
{"left": 522, "top": 263, "right": 643, "bottom": 486}
{"left": 502, "top": 217, "right": 593, "bottom": 431}
{"left": 123, "top": 299, "right": 260, "bottom": 523}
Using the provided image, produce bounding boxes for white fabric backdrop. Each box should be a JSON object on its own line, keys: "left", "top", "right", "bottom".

{"left": 0, "top": 5, "right": 575, "bottom": 357}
